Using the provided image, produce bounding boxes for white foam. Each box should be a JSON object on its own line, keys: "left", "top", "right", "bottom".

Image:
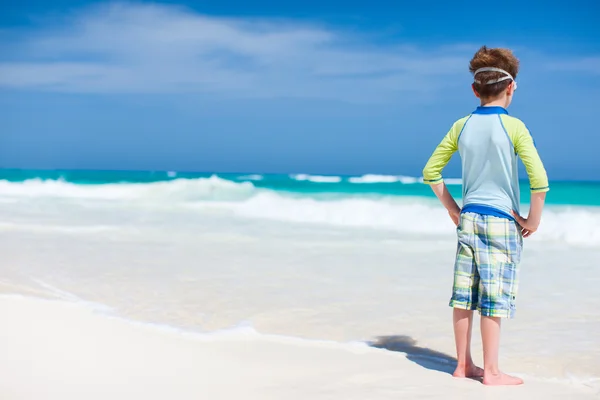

{"left": 345, "top": 175, "right": 458, "bottom": 185}
{"left": 348, "top": 174, "right": 420, "bottom": 184}
{"left": 0, "top": 176, "right": 254, "bottom": 202}
{"left": 444, "top": 178, "right": 463, "bottom": 185}
{"left": 291, "top": 174, "right": 343, "bottom": 183}
{"left": 232, "top": 193, "right": 600, "bottom": 246}
{"left": 232, "top": 192, "right": 455, "bottom": 234}
{"left": 533, "top": 207, "right": 600, "bottom": 246}
{"left": 1, "top": 178, "right": 599, "bottom": 246}
{"left": 31, "top": 280, "right": 114, "bottom": 313}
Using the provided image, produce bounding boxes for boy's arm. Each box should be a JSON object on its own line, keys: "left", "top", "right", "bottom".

{"left": 430, "top": 182, "right": 461, "bottom": 225}
{"left": 422, "top": 127, "right": 459, "bottom": 186}
{"left": 512, "top": 192, "right": 546, "bottom": 237}
{"left": 514, "top": 126, "right": 550, "bottom": 194}
{"left": 423, "top": 123, "right": 461, "bottom": 223}
{"left": 511, "top": 125, "right": 549, "bottom": 235}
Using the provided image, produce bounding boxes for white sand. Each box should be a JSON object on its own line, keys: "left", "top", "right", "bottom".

{"left": 1, "top": 182, "right": 599, "bottom": 398}
{"left": 0, "top": 295, "right": 597, "bottom": 400}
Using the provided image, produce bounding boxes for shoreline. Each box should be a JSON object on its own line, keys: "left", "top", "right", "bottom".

{"left": 0, "top": 295, "right": 597, "bottom": 400}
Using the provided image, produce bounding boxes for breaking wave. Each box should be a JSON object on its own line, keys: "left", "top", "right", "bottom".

{"left": 1, "top": 177, "right": 598, "bottom": 246}
{"left": 348, "top": 174, "right": 420, "bottom": 184}
{"left": 291, "top": 174, "right": 343, "bottom": 183}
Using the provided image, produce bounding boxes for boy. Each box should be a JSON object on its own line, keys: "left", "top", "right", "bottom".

{"left": 422, "top": 46, "right": 549, "bottom": 386}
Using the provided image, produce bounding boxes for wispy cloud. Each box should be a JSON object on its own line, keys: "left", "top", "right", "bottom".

{"left": 545, "top": 57, "right": 600, "bottom": 75}
{"left": 0, "top": 3, "right": 473, "bottom": 101}
{"left": 0, "top": 3, "right": 597, "bottom": 101}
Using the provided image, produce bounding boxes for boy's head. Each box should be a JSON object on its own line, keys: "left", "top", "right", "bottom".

{"left": 469, "top": 46, "right": 519, "bottom": 107}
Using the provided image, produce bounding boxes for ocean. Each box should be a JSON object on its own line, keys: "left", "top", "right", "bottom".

{"left": 1, "top": 169, "right": 599, "bottom": 396}
{"left": 1, "top": 169, "right": 599, "bottom": 245}
{"left": 2, "top": 168, "right": 600, "bottom": 206}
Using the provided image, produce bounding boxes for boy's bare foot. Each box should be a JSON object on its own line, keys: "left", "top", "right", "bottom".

{"left": 483, "top": 372, "right": 524, "bottom": 386}
{"left": 453, "top": 363, "right": 484, "bottom": 378}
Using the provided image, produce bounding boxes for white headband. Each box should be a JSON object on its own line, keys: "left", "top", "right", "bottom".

{"left": 473, "top": 67, "right": 515, "bottom": 85}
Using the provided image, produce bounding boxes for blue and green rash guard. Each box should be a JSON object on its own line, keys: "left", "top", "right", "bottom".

{"left": 422, "top": 106, "right": 549, "bottom": 220}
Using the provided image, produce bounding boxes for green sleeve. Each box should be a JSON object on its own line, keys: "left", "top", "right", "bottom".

{"left": 422, "top": 117, "right": 468, "bottom": 184}
{"left": 502, "top": 116, "right": 550, "bottom": 193}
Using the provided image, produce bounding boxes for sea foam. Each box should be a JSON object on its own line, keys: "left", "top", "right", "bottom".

{"left": 348, "top": 174, "right": 418, "bottom": 184}
{"left": 291, "top": 174, "right": 343, "bottom": 183}
{"left": 1, "top": 177, "right": 599, "bottom": 246}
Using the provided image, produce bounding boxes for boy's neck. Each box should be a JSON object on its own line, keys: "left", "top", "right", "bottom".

{"left": 480, "top": 97, "right": 509, "bottom": 108}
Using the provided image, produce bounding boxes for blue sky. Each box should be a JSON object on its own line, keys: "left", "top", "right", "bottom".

{"left": 1, "top": 1, "right": 599, "bottom": 179}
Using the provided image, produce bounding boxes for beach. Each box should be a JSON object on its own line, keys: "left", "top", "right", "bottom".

{"left": 1, "top": 295, "right": 597, "bottom": 400}
{"left": 1, "top": 172, "right": 599, "bottom": 399}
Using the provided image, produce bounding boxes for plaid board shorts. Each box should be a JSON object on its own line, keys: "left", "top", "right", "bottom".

{"left": 449, "top": 212, "right": 523, "bottom": 318}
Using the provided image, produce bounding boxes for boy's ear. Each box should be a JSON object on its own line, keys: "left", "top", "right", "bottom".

{"left": 506, "top": 81, "right": 516, "bottom": 96}
{"left": 471, "top": 84, "right": 481, "bottom": 98}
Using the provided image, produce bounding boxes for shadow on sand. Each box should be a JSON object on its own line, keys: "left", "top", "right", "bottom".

{"left": 368, "top": 335, "right": 458, "bottom": 375}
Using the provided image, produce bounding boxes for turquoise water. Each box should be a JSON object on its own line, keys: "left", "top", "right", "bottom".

{"left": 1, "top": 168, "right": 598, "bottom": 206}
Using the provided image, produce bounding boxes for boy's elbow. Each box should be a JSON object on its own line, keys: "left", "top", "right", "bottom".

{"left": 422, "top": 166, "right": 429, "bottom": 180}
{"left": 524, "top": 159, "right": 549, "bottom": 193}
{"left": 422, "top": 166, "right": 435, "bottom": 184}
{"left": 530, "top": 175, "right": 550, "bottom": 193}
{"left": 422, "top": 157, "right": 445, "bottom": 184}
{"left": 423, "top": 172, "right": 443, "bottom": 185}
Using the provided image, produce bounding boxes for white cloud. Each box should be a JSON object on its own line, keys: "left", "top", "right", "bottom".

{"left": 0, "top": 2, "right": 475, "bottom": 101}
{"left": 1, "top": 3, "right": 596, "bottom": 101}
{"left": 545, "top": 57, "right": 600, "bottom": 75}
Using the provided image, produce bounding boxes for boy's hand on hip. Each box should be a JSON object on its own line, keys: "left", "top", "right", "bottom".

{"left": 511, "top": 211, "right": 538, "bottom": 238}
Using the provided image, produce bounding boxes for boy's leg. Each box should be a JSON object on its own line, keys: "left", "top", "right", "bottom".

{"left": 481, "top": 316, "right": 523, "bottom": 385}
{"left": 476, "top": 216, "right": 524, "bottom": 386}
{"left": 449, "top": 213, "right": 483, "bottom": 378}
{"left": 452, "top": 308, "right": 483, "bottom": 378}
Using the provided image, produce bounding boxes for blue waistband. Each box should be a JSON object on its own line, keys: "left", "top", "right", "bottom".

{"left": 461, "top": 204, "right": 515, "bottom": 221}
